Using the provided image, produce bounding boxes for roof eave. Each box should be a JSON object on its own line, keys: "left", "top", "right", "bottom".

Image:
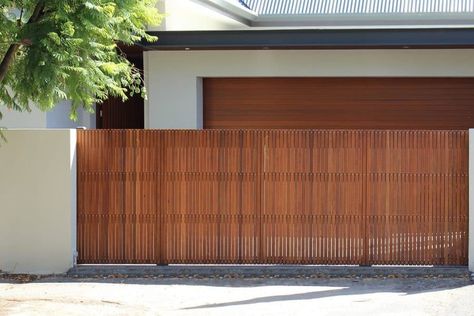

{"left": 251, "top": 12, "right": 474, "bottom": 28}
{"left": 191, "top": 0, "right": 258, "bottom": 26}
{"left": 140, "top": 28, "right": 474, "bottom": 50}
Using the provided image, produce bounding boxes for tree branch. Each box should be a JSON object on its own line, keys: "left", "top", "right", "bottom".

{"left": 28, "top": 1, "right": 46, "bottom": 24}
{"left": 0, "top": 1, "right": 45, "bottom": 83}
{"left": 18, "top": 8, "right": 24, "bottom": 27}
{"left": 0, "top": 44, "right": 20, "bottom": 84}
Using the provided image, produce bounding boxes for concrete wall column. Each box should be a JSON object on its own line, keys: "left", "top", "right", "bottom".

{"left": 0, "top": 129, "right": 77, "bottom": 274}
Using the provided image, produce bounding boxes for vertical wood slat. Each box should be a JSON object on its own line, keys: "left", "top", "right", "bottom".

{"left": 77, "top": 129, "right": 468, "bottom": 266}
{"left": 366, "top": 130, "right": 468, "bottom": 265}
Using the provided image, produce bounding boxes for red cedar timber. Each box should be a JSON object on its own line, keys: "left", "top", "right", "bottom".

{"left": 76, "top": 129, "right": 468, "bottom": 266}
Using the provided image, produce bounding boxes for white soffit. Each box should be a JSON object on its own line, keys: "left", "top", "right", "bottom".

{"left": 194, "top": 0, "right": 474, "bottom": 28}
{"left": 190, "top": 0, "right": 258, "bottom": 25}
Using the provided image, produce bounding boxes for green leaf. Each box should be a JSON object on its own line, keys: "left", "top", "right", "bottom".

{"left": 0, "top": 0, "right": 163, "bottom": 122}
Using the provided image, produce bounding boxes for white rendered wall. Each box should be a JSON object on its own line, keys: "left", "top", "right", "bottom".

{"left": 144, "top": 49, "right": 474, "bottom": 129}
{"left": 1, "top": 103, "right": 95, "bottom": 129}
{"left": 46, "top": 101, "right": 96, "bottom": 129}
{"left": 152, "top": 0, "right": 248, "bottom": 31}
{"left": 0, "top": 130, "right": 77, "bottom": 274}
{"left": 1, "top": 107, "right": 47, "bottom": 128}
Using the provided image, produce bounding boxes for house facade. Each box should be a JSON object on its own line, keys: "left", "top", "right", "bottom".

{"left": 2, "top": 0, "right": 474, "bottom": 130}
{"left": 145, "top": 0, "right": 474, "bottom": 130}
{"left": 2, "top": 0, "right": 474, "bottom": 274}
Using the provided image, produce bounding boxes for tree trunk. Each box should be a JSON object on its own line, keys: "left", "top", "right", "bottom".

{"left": 0, "top": 44, "right": 20, "bottom": 83}
{"left": 0, "top": 1, "right": 45, "bottom": 84}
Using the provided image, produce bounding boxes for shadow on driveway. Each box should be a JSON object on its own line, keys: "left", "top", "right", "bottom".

{"left": 178, "top": 277, "right": 472, "bottom": 310}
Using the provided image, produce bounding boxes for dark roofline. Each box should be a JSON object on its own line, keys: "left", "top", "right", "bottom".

{"left": 140, "top": 28, "right": 474, "bottom": 50}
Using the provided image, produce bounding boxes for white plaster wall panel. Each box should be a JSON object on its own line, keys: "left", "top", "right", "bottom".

{"left": 46, "top": 101, "right": 95, "bottom": 129}
{"left": 151, "top": 0, "right": 248, "bottom": 31}
{"left": 144, "top": 49, "right": 474, "bottom": 129}
{"left": 0, "top": 130, "right": 77, "bottom": 274}
{"left": 1, "top": 107, "right": 46, "bottom": 128}
{"left": 1, "top": 102, "right": 95, "bottom": 129}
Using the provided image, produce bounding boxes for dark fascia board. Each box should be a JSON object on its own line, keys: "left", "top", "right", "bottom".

{"left": 140, "top": 28, "right": 474, "bottom": 50}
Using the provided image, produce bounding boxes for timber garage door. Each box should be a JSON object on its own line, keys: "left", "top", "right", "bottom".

{"left": 203, "top": 78, "right": 474, "bottom": 129}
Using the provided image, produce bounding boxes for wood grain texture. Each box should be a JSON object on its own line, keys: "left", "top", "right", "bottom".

{"left": 77, "top": 129, "right": 468, "bottom": 265}
{"left": 204, "top": 78, "right": 474, "bottom": 129}
{"left": 96, "top": 57, "right": 144, "bottom": 129}
{"left": 96, "top": 95, "right": 144, "bottom": 129}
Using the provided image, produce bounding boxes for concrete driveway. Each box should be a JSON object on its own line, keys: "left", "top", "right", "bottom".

{"left": 1, "top": 276, "right": 473, "bottom": 316}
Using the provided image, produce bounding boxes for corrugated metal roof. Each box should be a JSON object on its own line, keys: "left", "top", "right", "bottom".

{"left": 241, "top": 0, "right": 474, "bottom": 15}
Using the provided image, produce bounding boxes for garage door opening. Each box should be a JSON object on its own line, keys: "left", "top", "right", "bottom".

{"left": 203, "top": 77, "right": 474, "bottom": 130}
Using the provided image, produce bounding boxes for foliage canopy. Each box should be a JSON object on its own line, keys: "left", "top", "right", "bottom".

{"left": 0, "top": 0, "right": 161, "bottom": 120}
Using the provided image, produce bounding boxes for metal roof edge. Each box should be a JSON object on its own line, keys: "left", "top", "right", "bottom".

{"left": 141, "top": 28, "right": 474, "bottom": 50}
{"left": 241, "top": 0, "right": 474, "bottom": 16}
{"left": 251, "top": 12, "right": 474, "bottom": 27}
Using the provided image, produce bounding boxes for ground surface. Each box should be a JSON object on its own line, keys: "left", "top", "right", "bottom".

{"left": 0, "top": 276, "right": 473, "bottom": 316}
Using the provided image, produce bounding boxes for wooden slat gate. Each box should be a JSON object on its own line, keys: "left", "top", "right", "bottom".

{"left": 77, "top": 130, "right": 468, "bottom": 265}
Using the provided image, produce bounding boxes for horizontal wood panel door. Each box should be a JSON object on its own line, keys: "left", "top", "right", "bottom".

{"left": 204, "top": 78, "right": 474, "bottom": 129}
